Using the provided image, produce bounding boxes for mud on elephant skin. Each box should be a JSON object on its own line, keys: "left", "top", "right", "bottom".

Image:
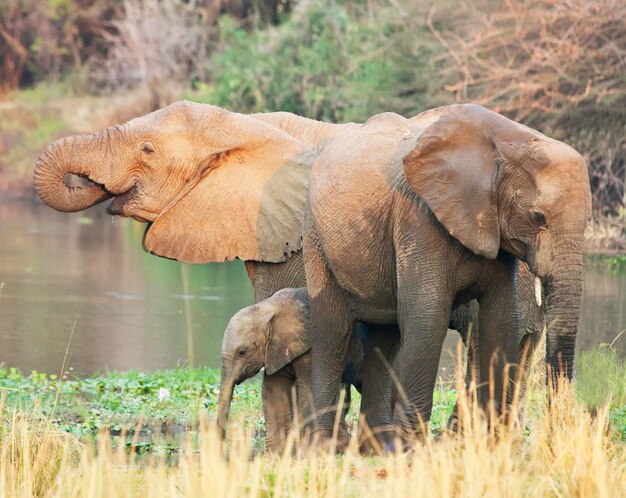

{"left": 217, "top": 287, "right": 364, "bottom": 453}
{"left": 304, "top": 103, "right": 591, "bottom": 447}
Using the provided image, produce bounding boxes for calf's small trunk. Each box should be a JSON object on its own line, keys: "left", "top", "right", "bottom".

{"left": 217, "top": 370, "right": 236, "bottom": 438}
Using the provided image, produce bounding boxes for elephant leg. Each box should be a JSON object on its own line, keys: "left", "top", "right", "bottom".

{"left": 390, "top": 271, "right": 451, "bottom": 446}
{"left": 310, "top": 287, "right": 354, "bottom": 448}
{"left": 250, "top": 251, "right": 306, "bottom": 302}
{"left": 305, "top": 226, "right": 355, "bottom": 449}
{"left": 476, "top": 257, "right": 521, "bottom": 424}
{"left": 358, "top": 322, "right": 400, "bottom": 452}
{"left": 391, "top": 320, "right": 449, "bottom": 445}
{"left": 291, "top": 352, "right": 316, "bottom": 446}
{"left": 448, "top": 301, "right": 481, "bottom": 432}
{"left": 262, "top": 372, "right": 294, "bottom": 453}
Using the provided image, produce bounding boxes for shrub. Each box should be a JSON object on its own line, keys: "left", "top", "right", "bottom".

{"left": 201, "top": 0, "right": 449, "bottom": 122}
{"left": 432, "top": 0, "right": 626, "bottom": 227}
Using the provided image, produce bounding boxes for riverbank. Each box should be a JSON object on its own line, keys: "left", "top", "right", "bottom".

{"left": 1, "top": 345, "right": 625, "bottom": 448}
{"left": 1, "top": 347, "right": 625, "bottom": 497}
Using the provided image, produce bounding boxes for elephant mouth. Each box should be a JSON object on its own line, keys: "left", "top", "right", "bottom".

{"left": 106, "top": 186, "right": 141, "bottom": 218}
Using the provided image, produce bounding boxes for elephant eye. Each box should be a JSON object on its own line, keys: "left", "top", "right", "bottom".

{"left": 237, "top": 348, "right": 246, "bottom": 358}
{"left": 530, "top": 210, "right": 547, "bottom": 229}
{"left": 141, "top": 143, "right": 154, "bottom": 154}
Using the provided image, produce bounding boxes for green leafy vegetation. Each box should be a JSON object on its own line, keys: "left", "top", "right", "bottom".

{"left": 0, "top": 367, "right": 259, "bottom": 437}
{"left": 1, "top": 350, "right": 625, "bottom": 451}
{"left": 197, "top": 2, "right": 446, "bottom": 122}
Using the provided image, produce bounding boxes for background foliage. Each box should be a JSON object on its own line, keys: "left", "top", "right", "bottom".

{"left": 1, "top": 0, "right": 625, "bottom": 245}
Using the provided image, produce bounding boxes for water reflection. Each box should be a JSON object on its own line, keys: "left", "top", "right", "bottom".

{"left": 0, "top": 200, "right": 624, "bottom": 375}
{"left": 0, "top": 200, "right": 254, "bottom": 375}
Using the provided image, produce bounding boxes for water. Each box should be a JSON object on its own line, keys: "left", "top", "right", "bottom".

{"left": 1, "top": 200, "right": 624, "bottom": 376}
{"left": 0, "top": 200, "right": 254, "bottom": 375}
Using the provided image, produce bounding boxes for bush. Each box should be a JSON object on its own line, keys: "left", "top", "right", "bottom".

{"left": 201, "top": 0, "right": 449, "bottom": 122}
{"left": 432, "top": 0, "right": 626, "bottom": 226}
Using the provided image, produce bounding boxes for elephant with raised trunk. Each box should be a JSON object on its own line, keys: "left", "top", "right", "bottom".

{"left": 304, "top": 104, "right": 591, "bottom": 447}
{"left": 33, "top": 100, "right": 358, "bottom": 301}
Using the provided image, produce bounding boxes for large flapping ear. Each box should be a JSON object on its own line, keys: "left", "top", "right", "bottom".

{"left": 264, "top": 288, "right": 310, "bottom": 375}
{"left": 402, "top": 104, "right": 533, "bottom": 259}
{"left": 143, "top": 115, "right": 314, "bottom": 263}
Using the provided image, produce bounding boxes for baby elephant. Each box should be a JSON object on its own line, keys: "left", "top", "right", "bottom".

{"left": 217, "top": 287, "right": 314, "bottom": 452}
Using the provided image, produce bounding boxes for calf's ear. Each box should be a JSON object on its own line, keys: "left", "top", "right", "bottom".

{"left": 264, "top": 290, "right": 310, "bottom": 375}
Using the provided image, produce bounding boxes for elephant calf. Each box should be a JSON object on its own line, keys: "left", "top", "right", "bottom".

{"left": 217, "top": 287, "right": 363, "bottom": 453}
{"left": 217, "top": 287, "right": 316, "bottom": 453}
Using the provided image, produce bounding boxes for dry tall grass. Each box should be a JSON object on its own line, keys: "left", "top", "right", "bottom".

{"left": 2, "top": 363, "right": 625, "bottom": 498}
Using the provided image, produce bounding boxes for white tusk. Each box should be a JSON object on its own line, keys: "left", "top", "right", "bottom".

{"left": 534, "top": 277, "right": 542, "bottom": 307}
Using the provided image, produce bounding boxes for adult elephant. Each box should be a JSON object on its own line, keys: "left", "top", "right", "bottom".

{"left": 33, "top": 100, "right": 356, "bottom": 301}
{"left": 304, "top": 104, "right": 591, "bottom": 446}
{"left": 34, "top": 100, "right": 546, "bottom": 444}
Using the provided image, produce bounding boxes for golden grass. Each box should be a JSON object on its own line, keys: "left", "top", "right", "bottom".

{"left": 2, "top": 360, "right": 625, "bottom": 498}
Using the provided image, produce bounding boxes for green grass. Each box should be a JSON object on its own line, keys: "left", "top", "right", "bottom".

{"left": 0, "top": 367, "right": 259, "bottom": 437}
{"left": 1, "top": 345, "right": 625, "bottom": 454}
{"left": 576, "top": 346, "right": 626, "bottom": 440}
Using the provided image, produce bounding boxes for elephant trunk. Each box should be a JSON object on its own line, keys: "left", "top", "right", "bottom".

{"left": 34, "top": 134, "right": 113, "bottom": 212}
{"left": 216, "top": 369, "right": 236, "bottom": 438}
{"left": 543, "top": 250, "right": 585, "bottom": 386}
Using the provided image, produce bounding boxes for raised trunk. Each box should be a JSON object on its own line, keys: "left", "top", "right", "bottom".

{"left": 34, "top": 134, "right": 112, "bottom": 212}
{"left": 543, "top": 255, "right": 585, "bottom": 386}
{"left": 216, "top": 369, "right": 236, "bottom": 438}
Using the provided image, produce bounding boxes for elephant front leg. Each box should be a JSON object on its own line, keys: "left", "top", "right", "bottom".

{"left": 305, "top": 226, "right": 355, "bottom": 451}
{"left": 391, "top": 313, "right": 449, "bottom": 447}
{"left": 309, "top": 287, "right": 354, "bottom": 451}
{"left": 262, "top": 372, "right": 294, "bottom": 454}
{"left": 390, "top": 268, "right": 451, "bottom": 446}
{"left": 476, "top": 257, "right": 522, "bottom": 426}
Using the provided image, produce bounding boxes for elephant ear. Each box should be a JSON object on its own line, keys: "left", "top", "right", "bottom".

{"left": 402, "top": 104, "right": 532, "bottom": 259}
{"left": 143, "top": 118, "right": 314, "bottom": 263}
{"left": 264, "top": 288, "right": 310, "bottom": 375}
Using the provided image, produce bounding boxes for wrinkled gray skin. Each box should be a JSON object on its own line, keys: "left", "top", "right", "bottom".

{"left": 447, "top": 261, "right": 545, "bottom": 430}
{"left": 304, "top": 104, "right": 591, "bottom": 448}
{"left": 217, "top": 288, "right": 313, "bottom": 453}
{"left": 33, "top": 102, "right": 550, "bottom": 445}
{"left": 217, "top": 287, "right": 364, "bottom": 453}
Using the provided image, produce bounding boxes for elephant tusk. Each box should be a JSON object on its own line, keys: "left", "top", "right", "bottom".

{"left": 534, "top": 277, "right": 542, "bottom": 307}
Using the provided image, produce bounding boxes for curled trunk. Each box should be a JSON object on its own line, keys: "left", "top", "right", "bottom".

{"left": 34, "top": 135, "right": 112, "bottom": 212}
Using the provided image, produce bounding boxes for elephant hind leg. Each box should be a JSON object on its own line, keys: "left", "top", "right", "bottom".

{"left": 358, "top": 322, "right": 400, "bottom": 453}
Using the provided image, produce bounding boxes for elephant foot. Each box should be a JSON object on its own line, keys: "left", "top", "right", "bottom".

{"left": 304, "top": 428, "right": 350, "bottom": 454}
{"left": 383, "top": 437, "right": 414, "bottom": 454}
{"left": 336, "top": 424, "right": 352, "bottom": 453}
